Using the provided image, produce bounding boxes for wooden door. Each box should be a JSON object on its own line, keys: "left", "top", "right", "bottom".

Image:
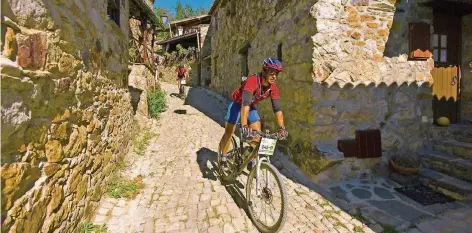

{"left": 432, "top": 14, "right": 461, "bottom": 124}
{"left": 432, "top": 67, "right": 460, "bottom": 123}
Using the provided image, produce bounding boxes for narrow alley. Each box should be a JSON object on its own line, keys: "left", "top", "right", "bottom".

{"left": 91, "top": 83, "right": 373, "bottom": 233}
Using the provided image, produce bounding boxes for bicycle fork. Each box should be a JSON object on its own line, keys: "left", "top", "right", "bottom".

{"left": 255, "top": 156, "right": 270, "bottom": 196}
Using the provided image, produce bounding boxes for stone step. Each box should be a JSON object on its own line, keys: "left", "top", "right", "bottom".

{"left": 418, "top": 168, "right": 472, "bottom": 200}
{"left": 432, "top": 139, "right": 472, "bottom": 160}
{"left": 455, "top": 134, "right": 472, "bottom": 143}
{"left": 428, "top": 124, "right": 472, "bottom": 140}
{"left": 419, "top": 150, "right": 472, "bottom": 182}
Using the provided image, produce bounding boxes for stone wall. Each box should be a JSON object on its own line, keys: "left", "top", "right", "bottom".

{"left": 201, "top": 58, "right": 211, "bottom": 87}
{"left": 312, "top": 0, "right": 434, "bottom": 86}
{"left": 461, "top": 14, "right": 472, "bottom": 123}
{"left": 128, "top": 64, "right": 157, "bottom": 128}
{"left": 209, "top": 0, "right": 435, "bottom": 177}
{"left": 199, "top": 25, "right": 210, "bottom": 51}
{"left": 1, "top": 0, "right": 135, "bottom": 232}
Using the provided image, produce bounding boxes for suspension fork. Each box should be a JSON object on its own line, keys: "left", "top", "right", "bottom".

{"left": 256, "top": 156, "right": 270, "bottom": 196}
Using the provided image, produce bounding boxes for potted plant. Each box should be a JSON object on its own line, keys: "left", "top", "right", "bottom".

{"left": 390, "top": 154, "right": 421, "bottom": 175}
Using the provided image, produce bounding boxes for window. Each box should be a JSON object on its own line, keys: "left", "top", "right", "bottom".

{"left": 277, "top": 43, "right": 283, "bottom": 62}
{"left": 409, "top": 23, "right": 431, "bottom": 59}
{"left": 432, "top": 34, "right": 448, "bottom": 62}
{"left": 107, "top": 0, "right": 120, "bottom": 26}
{"left": 239, "top": 43, "right": 250, "bottom": 77}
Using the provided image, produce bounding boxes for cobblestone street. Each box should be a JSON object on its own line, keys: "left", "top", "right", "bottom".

{"left": 91, "top": 83, "right": 374, "bottom": 233}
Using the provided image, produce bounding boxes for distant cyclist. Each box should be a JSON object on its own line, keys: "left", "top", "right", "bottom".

{"left": 175, "top": 64, "right": 188, "bottom": 93}
{"left": 219, "top": 58, "right": 288, "bottom": 171}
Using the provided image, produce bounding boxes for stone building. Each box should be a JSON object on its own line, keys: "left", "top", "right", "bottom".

{"left": 206, "top": 0, "right": 472, "bottom": 198}
{"left": 1, "top": 0, "right": 159, "bottom": 232}
{"left": 157, "top": 15, "right": 211, "bottom": 54}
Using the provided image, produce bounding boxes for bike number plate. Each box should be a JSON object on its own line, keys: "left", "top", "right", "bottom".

{"left": 258, "top": 138, "right": 277, "bottom": 155}
{"left": 180, "top": 80, "right": 186, "bottom": 84}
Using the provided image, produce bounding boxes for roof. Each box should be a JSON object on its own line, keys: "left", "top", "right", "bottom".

{"left": 156, "top": 31, "right": 198, "bottom": 45}
{"left": 129, "top": 0, "right": 164, "bottom": 28}
{"left": 171, "top": 15, "right": 211, "bottom": 25}
{"left": 169, "top": 15, "right": 211, "bottom": 29}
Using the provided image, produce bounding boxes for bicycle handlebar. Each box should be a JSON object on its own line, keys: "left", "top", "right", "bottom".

{"left": 249, "top": 130, "right": 286, "bottom": 140}
{"left": 236, "top": 123, "right": 286, "bottom": 140}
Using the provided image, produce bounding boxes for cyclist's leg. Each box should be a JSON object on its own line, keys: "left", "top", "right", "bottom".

{"left": 220, "top": 122, "right": 237, "bottom": 154}
{"left": 247, "top": 108, "right": 261, "bottom": 170}
{"left": 219, "top": 102, "right": 239, "bottom": 161}
{"left": 248, "top": 106, "right": 261, "bottom": 142}
{"left": 177, "top": 77, "right": 181, "bottom": 92}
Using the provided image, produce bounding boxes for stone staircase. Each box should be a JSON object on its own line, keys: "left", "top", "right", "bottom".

{"left": 418, "top": 125, "right": 472, "bottom": 200}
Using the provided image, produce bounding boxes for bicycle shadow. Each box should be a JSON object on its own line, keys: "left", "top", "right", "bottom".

{"left": 169, "top": 93, "right": 182, "bottom": 98}
{"left": 196, "top": 147, "right": 250, "bottom": 213}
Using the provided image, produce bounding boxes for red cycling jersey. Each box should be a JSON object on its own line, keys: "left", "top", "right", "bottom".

{"left": 231, "top": 73, "right": 280, "bottom": 106}
{"left": 176, "top": 67, "right": 187, "bottom": 78}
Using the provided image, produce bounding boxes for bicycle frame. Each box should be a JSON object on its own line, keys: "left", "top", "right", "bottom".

{"left": 236, "top": 124, "right": 273, "bottom": 196}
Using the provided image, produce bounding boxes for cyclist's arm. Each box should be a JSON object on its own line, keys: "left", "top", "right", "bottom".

{"left": 271, "top": 98, "right": 285, "bottom": 128}
{"left": 275, "top": 111, "right": 284, "bottom": 128}
{"left": 240, "top": 91, "right": 252, "bottom": 126}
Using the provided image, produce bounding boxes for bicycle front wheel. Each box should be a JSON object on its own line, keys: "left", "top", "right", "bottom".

{"left": 246, "top": 162, "right": 288, "bottom": 233}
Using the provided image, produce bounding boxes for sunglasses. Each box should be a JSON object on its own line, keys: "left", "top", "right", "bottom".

{"left": 265, "top": 69, "right": 280, "bottom": 76}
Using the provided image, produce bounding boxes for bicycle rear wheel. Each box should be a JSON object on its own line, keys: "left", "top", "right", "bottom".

{"left": 217, "top": 136, "right": 239, "bottom": 182}
{"left": 179, "top": 85, "right": 185, "bottom": 99}
{"left": 246, "top": 162, "right": 288, "bottom": 233}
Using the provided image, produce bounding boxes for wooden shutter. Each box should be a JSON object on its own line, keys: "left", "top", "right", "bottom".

{"left": 409, "top": 23, "right": 431, "bottom": 59}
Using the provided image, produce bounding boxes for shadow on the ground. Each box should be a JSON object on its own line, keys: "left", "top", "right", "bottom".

{"left": 184, "top": 87, "right": 228, "bottom": 127}
{"left": 196, "top": 147, "right": 250, "bottom": 213}
{"left": 174, "top": 109, "right": 187, "bottom": 114}
{"left": 169, "top": 93, "right": 185, "bottom": 100}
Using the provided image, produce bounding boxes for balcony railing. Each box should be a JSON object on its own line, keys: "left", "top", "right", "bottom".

{"left": 173, "top": 28, "right": 199, "bottom": 37}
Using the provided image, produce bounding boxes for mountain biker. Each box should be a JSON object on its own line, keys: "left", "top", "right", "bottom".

{"left": 219, "top": 58, "right": 288, "bottom": 171}
{"left": 176, "top": 64, "right": 188, "bottom": 94}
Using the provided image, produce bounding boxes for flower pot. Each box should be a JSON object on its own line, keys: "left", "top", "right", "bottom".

{"left": 390, "top": 159, "right": 420, "bottom": 175}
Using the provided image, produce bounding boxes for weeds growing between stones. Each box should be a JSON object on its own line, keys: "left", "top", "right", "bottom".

{"left": 382, "top": 224, "right": 398, "bottom": 233}
{"left": 79, "top": 222, "right": 108, "bottom": 233}
{"left": 106, "top": 175, "right": 144, "bottom": 199}
{"left": 133, "top": 130, "right": 155, "bottom": 155}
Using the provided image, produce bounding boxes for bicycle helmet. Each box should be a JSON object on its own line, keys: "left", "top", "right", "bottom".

{"left": 262, "top": 58, "right": 283, "bottom": 72}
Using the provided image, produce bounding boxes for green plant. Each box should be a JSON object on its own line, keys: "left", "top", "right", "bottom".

{"left": 107, "top": 175, "right": 144, "bottom": 199}
{"left": 134, "top": 130, "right": 155, "bottom": 155}
{"left": 148, "top": 88, "right": 167, "bottom": 118}
{"left": 353, "top": 213, "right": 367, "bottom": 223}
{"left": 382, "top": 224, "right": 398, "bottom": 233}
{"left": 353, "top": 225, "right": 365, "bottom": 233}
{"left": 80, "top": 222, "right": 108, "bottom": 233}
{"left": 128, "top": 44, "right": 138, "bottom": 62}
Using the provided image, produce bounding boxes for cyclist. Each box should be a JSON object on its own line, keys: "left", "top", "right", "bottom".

{"left": 219, "top": 58, "right": 288, "bottom": 171}
{"left": 175, "top": 64, "right": 188, "bottom": 94}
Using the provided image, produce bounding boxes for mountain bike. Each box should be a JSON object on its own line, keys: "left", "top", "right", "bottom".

{"left": 218, "top": 124, "right": 288, "bottom": 233}
{"left": 179, "top": 79, "right": 186, "bottom": 100}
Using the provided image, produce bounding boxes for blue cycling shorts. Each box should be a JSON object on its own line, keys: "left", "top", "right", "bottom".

{"left": 225, "top": 101, "right": 260, "bottom": 125}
